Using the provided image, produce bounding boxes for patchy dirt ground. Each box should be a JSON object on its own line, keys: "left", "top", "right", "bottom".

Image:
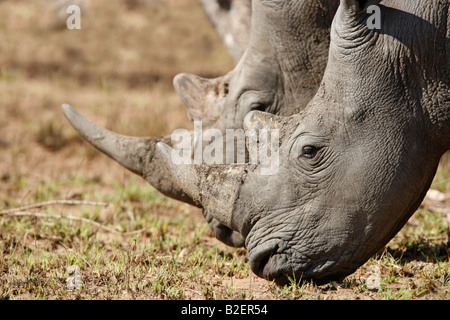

{"left": 0, "top": 0, "right": 449, "bottom": 300}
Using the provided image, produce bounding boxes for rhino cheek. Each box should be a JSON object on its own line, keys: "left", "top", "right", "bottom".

{"left": 240, "top": 187, "right": 372, "bottom": 284}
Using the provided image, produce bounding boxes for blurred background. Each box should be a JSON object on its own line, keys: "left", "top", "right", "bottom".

{"left": 0, "top": 0, "right": 235, "bottom": 206}
{"left": 0, "top": 0, "right": 448, "bottom": 300}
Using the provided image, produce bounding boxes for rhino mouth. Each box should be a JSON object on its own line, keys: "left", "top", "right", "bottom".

{"left": 247, "top": 232, "right": 335, "bottom": 285}
{"left": 249, "top": 240, "right": 278, "bottom": 277}
{"left": 249, "top": 243, "right": 332, "bottom": 285}
{"left": 247, "top": 238, "right": 293, "bottom": 285}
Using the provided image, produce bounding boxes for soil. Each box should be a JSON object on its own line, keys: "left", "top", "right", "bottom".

{"left": 0, "top": 0, "right": 448, "bottom": 301}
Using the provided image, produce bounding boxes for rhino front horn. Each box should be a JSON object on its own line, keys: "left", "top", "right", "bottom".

{"left": 156, "top": 142, "right": 251, "bottom": 230}
{"left": 61, "top": 104, "right": 152, "bottom": 176}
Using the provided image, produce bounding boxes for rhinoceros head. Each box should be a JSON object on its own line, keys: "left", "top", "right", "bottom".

{"left": 158, "top": 0, "right": 450, "bottom": 284}
{"left": 173, "top": 0, "right": 338, "bottom": 132}
{"left": 62, "top": 0, "right": 339, "bottom": 247}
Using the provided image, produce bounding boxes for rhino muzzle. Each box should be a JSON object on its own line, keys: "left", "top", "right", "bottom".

{"left": 156, "top": 141, "right": 254, "bottom": 231}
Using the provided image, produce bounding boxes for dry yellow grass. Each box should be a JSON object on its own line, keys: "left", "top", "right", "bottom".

{"left": 0, "top": 0, "right": 448, "bottom": 301}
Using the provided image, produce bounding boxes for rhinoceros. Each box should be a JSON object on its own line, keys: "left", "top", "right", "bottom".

{"left": 62, "top": 0, "right": 339, "bottom": 247}
{"left": 157, "top": 0, "right": 450, "bottom": 284}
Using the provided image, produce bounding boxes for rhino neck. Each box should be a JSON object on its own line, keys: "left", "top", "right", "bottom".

{"left": 410, "top": 0, "right": 450, "bottom": 153}
{"left": 321, "top": 0, "right": 449, "bottom": 153}
{"left": 428, "top": 0, "right": 450, "bottom": 152}
{"left": 249, "top": 0, "right": 339, "bottom": 116}
{"left": 426, "top": 81, "right": 450, "bottom": 153}
{"left": 446, "top": 3, "right": 450, "bottom": 151}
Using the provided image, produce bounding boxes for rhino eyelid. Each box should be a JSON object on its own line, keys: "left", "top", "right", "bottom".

{"left": 250, "top": 103, "right": 267, "bottom": 112}
{"left": 301, "top": 145, "right": 321, "bottom": 159}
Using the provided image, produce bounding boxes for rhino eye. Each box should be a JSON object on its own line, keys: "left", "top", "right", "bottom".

{"left": 301, "top": 145, "right": 319, "bottom": 159}
{"left": 250, "top": 103, "right": 267, "bottom": 112}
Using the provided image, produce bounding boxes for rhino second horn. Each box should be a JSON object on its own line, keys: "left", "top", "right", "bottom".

{"left": 61, "top": 104, "right": 151, "bottom": 176}
{"left": 156, "top": 142, "right": 249, "bottom": 230}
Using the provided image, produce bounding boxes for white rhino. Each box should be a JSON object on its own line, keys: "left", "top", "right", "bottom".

{"left": 158, "top": 0, "right": 450, "bottom": 284}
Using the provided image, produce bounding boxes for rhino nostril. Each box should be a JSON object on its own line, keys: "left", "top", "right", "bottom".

{"left": 257, "top": 253, "right": 272, "bottom": 277}
{"left": 223, "top": 82, "right": 229, "bottom": 96}
{"left": 249, "top": 240, "right": 279, "bottom": 279}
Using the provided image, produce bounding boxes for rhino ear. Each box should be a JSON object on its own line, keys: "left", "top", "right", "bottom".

{"left": 333, "top": 0, "right": 372, "bottom": 43}
{"left": 339, "top": 0, "right": 363, "bottom": 12}
{"left": 173, "top": 73, "right": 230, "bottom": 126}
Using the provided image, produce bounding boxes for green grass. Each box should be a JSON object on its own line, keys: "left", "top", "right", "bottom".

{"left": 0, "top": 175, "right": 253, "bottom": 300}
{"left": 0, "top": 0, "right": 448, "bottom": 300}
{"left": 1, "top": 173, "right": 448, "bottom": 300}
{"left": 1, "top": 157, "right": 449, "bottom": 300}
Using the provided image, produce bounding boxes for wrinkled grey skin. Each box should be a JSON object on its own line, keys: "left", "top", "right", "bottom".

{"left": 158, "top": 0, "right": 450, "bottom": 284}
{"left": 63, "top": 0, "right": 339, "bottom": 247}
